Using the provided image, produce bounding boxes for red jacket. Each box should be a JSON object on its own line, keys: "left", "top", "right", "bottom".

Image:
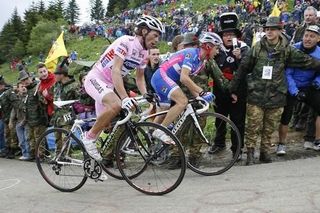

{"left": 38, "top": 72, "right": 56, "bottom": 117}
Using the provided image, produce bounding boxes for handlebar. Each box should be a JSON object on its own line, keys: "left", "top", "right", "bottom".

{"left": 117, "top": 109, "right": 133, "bottom": 125}
{"left": 191, "top": 98, "right": 210, "bottom": 114}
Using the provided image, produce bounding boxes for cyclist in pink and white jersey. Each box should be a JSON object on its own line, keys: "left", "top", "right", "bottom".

{"left": 83, "top": 16, "right": 165, "bottom": 161}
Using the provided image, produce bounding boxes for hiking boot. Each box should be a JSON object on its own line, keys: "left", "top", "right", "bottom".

{"left": 0, "top": 150, "right": 7, "bottom": 158}
{"left": 208, "top": 145, "right": 225, "bottom": 154}
{"left": 276, "top": 144, "right": 286, "bottom": 156}
{"left": 246, "top": 148, "right": 254, "bottom": 166}
{"left": 259, "top": 152, "right": 272, "bottom": 163}
{"left": 167, "top": 157, "right": 181, "bottom": 170}
{"left": 304, "top": 141, "right": 314, "bottom": 150}
{"left": 6, "top": 149, "right": 15, "bottom": 159}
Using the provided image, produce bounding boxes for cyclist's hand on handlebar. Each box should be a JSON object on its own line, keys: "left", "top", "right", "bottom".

{"left": 121, "top": 97, "right": 137, "bottom": 110}
{"left": 231, "top": 93, "right": 238, "bottom": 103}
{"left": 198, "top": 91, "right": 215, "bottom": 103}
{"left": 143, "top": 92, "right": 154, "bottom": 103}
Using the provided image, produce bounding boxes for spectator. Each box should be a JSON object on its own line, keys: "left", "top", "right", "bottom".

{"left": 73, "top": 72, "right": 95, "bottom": 131}
{"left": 279, "top": 25, "right": 320, "bottom": 153}
{"left": 37, "top": 63, "right": 56, "bottom": 122}
{"left": 209, "top": 13, "right": 249, "bottom": 159}
{"left": 70, "top": 51, "right": 78, "bottom": 61}
{"left": 9, "top": 82, "right": 30, "bottom": 161}
{"left": 145, "top": 48, "right": 161, "bottom": 94}
{"left": 52, "top": 65, "right": 79, "bottom": 154}
{"left": 292, "top": 6, "right": 318, "bottom": 43}
{"left": 0, "top": 77, "right": 19, "bottom": 159}
{"left": 230, "top": 16, "right": 320, "bottom": 165}
{"left": 19, "top": 70, "right": 48, "bottom": 160}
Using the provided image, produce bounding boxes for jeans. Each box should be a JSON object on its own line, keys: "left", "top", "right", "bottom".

{"left": 16, "top": 123, "right": 30, "bottom": 158}
{"left": 0, "top": 119, "right": 5, "bottom": 152}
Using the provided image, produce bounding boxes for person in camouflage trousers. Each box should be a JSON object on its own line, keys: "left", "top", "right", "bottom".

{"left": 19, "top": 70, "right": 48, "bottom": 160}
{"left": 0, "top": 78, "right": 19, "bottom": 158}
{"left": 230, "top": 17, "right": 320, "bottom": 165}
{"left": 52, "top": 65, "right": 79, "bottom": 154}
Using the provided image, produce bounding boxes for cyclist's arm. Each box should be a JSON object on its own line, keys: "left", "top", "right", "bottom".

{"left": 136, "top": 68, "right": 147, "bottom": 95}
{"left": 112, "top": 55, "right": 128, "bottom": 100}
{"left": 180, "top": 67, "right": 203, "bottom": 97}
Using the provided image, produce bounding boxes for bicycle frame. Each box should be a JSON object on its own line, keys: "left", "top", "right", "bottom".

{"left": 139, "top": 100, "right": 210, "bottom": 144}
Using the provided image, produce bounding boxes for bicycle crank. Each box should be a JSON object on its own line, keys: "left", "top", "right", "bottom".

{"left": 83, "top": 158, "right": 102, "bottom": 180}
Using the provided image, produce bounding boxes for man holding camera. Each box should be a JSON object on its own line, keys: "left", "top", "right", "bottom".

{"left": 209, "top": 12, "right": 250, "bottom": 159}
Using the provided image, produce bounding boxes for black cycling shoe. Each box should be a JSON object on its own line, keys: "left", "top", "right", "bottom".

{"left": 208, "top": 145, "right": 226, "bottom": 154}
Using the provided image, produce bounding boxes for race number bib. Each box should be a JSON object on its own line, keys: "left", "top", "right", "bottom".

{"left": 262, "top": 66, "right": 273, "bottom": 80}
{"left": 63, "top": 113, "right": 73, "bottom": 122}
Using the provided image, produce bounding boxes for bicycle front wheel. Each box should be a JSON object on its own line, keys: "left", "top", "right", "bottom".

{"left": 116, "top": 122, "right": 186, "bottom": 195}
{"left": 35, "top": 128, "right": 88, "bottom": 192}
{"left": 182, "top": 112, "right": 241, "bottom": 176}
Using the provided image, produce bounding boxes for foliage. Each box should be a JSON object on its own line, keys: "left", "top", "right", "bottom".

{"left": 65, "top": 0, "right": 80, "bottom": 24}
{"left": 27, "top": 19, "right": 67, "bottom": 55}
{"left": 90, "top": 0, "right": 105, "bottom": 21}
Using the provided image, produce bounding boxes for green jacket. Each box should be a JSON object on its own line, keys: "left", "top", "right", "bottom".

{"left": 0, "top": 88, "right": 18, "bottom": 123}
{"left": 10, "top": 93, "right": 27, "bottom": 125}
{"left": 230, "top": 35, "right": 320, "bottom": 108}
{"left": 204, "top": 59, "right": 230, "bottom": 92}
{"left": 25, "top": 81, "right": 48, "bottom": 127}
{"left": 52, "top": 78, "right": 79, "bottom": 127}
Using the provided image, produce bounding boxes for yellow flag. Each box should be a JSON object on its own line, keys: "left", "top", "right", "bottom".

{"left": 45, "top": 32, "right": 68, "bottom": 72}
{"left": 269, "top": 1, "right": 281, "bottom": 17}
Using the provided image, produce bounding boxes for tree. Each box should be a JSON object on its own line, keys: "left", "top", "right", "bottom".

{"left": 24, "top": 2, "right": 41, "bottom": 45}
{"left": 106, "top": 0, "right": 117, "bottom": 17}
{"left": 91, "top": 0, "right": 105, "bottom": 21}
{"left": 65, "top": 0, "right": 80, "bottom": 24}
{"left": 10, "top": 7, "right": 25, "bottom": 43}
{"left": 0, "top": 21, "right": 17, "bottom": 61}
{"left": 11, "top": 39, "right": 26, "bottom": 58}
{"left": 37, "top": 0, "right": 46, "bottom": 15}
{"left": 45, "top": 0, "right": 65, "bottom": 20}
{"left": 27, "top": 19, "right": 66, "bottom": 55}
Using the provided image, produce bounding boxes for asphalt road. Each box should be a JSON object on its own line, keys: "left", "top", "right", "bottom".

{"left": 1, "top": 157, "right": 320, "bottom": 213}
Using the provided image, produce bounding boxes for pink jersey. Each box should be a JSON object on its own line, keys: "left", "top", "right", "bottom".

{"left": 92, "top": 35, "right": 148, "bottom": 83}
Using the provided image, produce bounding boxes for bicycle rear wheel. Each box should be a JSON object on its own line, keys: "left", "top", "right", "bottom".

{"left": 182, "top": 112, "right": 241, "bottom": 176}
{"left": 35, "top": 128, "right": 88, "bottom": 192}
{"left": 116, "top": 122, "right": 186, "bottom": 195}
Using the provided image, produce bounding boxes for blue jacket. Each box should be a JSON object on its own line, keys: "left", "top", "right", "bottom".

{"left": 286, "top": 42, "right": 320, "bottom": 95}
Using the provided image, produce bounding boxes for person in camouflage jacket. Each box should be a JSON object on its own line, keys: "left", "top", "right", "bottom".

{"left": 19, "top": 70, "right": 48, "bottom": 160}
{"left": 0, "top": 78, "right": 19, "bottom": 158}
{"left": 230, "top": 17, "right": 320, "bottom": 165}
{"left": 52, "top": 65, "right": 79, "bottom": 153}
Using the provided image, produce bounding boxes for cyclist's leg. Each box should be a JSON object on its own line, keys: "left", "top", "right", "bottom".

{"left": 162, "top": 88, "right": 187, "bottom": 127}
{"left": 83, "top": 73, "right": 121, "bottom": 160}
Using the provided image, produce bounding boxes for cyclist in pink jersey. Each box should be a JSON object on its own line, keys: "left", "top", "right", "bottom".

{"left": 83, "top": 16, "right": 165, "bottom": 161}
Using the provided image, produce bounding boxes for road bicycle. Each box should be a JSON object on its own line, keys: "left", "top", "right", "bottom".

{"left": 35, "top": 100, "right": 186, "bottom": 195}
{"left": 139, "top": 96, "right": 241, "bottom": 176}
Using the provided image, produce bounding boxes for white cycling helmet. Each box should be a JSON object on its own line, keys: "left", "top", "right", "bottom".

{"left": 199, "top": 32, "right": 222, "bottom": 46}
{"left": 135, "top": 15, "right": 165, "bottom": 34}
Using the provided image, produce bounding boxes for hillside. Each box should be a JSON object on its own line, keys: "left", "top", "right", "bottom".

{"left": 0, "top": 0, "right": 295, "bottom": 84}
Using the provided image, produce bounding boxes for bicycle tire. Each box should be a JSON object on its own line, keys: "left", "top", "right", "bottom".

{"left": 185, "top": 112, "right": 241, "bottom": 176}
{"left": 115, "top": 122, "right": 186, "bottom": 195}
{"left": 35, "top": 128, "right": 88, "bottom": 192}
